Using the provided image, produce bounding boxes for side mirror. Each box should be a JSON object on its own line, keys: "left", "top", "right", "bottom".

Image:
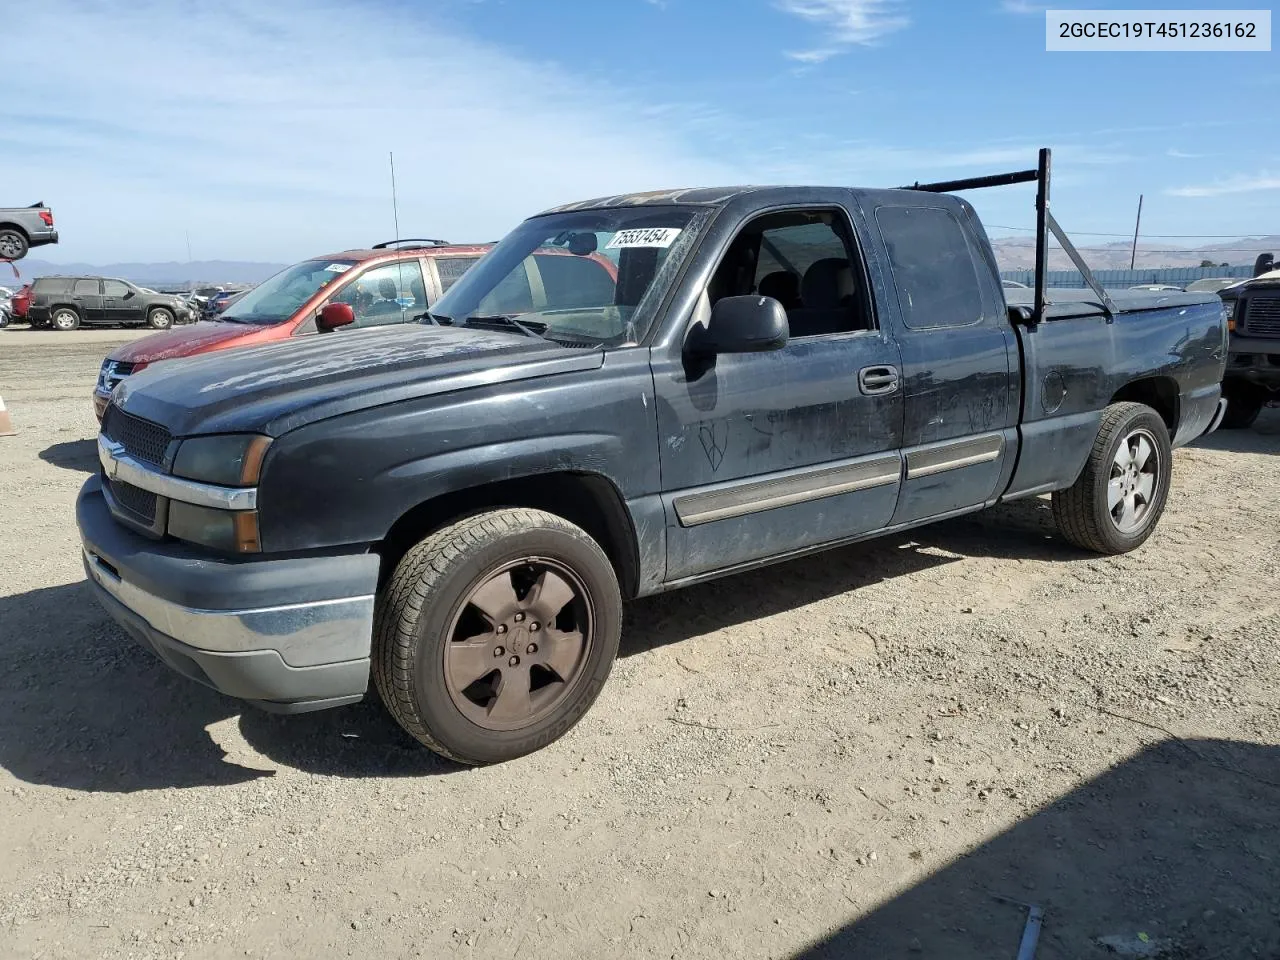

{"left": 318, "top": 301, "right": 355, "bottom": 332}
{"left": 686, "top": 295, "right": 788, "bottom": 358}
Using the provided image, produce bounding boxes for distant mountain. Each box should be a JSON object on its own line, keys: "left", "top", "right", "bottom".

{"left": 990, "top": 235, "right": 1280, "bottom": 271}
{"left": 5, "top": 259, "right": 287, "bottom": 288}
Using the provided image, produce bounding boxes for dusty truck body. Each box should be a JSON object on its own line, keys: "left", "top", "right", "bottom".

{"left": 77, "top": 151, "right": 1228, "bottom": 765}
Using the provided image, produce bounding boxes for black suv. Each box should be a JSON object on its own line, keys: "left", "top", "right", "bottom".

{"left": 26, "top": 276, "right": 193, "bottom": 331}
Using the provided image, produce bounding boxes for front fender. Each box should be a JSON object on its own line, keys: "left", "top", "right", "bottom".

{"left": 255, "top": 353, "right": 660, "bottom": 553}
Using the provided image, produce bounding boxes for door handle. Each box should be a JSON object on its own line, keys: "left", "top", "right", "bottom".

{"left": 859, "top": 365, "right": 900, "bottom": 396}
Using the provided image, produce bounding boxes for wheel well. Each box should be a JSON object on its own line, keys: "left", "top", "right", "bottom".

{"left": 0, "top": 222, "right": 29, "bottom": 238}
{"left": 49, "top": 303, "right": 80, "bottom": 317}
{"left": 377, "top": 472, "right": 641, "bottom": 599}
{"left": 1110, "top": 377, "right": 1179, "bottom": 432}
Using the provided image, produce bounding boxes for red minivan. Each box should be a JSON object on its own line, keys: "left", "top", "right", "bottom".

{"left": 93, "top": 241, "right": 494, "bottom": 420}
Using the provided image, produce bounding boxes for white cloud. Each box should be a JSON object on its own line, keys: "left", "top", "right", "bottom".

{"left": 0, "top": 0, "right": 744, "bottom": 262}
{"left": 1168, "top": 173, "right": 1280, "bottom": 198}
{"left": 1167, "top": 148, "right": 1208, "bottom": 159}
{"left": 776, "top": 0, "right": 909, "bottom": 61}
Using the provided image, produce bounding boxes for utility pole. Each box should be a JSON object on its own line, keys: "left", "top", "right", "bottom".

{"left": 389, "top": 152, "right": 401, "bottom": 244}
{"left": 185, "top": 231, "right": 192, "bottom": 263}
{"left": 1129, "top": 194, "right": 1143, "bottom": 270}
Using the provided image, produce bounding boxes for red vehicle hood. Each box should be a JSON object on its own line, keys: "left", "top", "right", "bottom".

{"left": 108, "top": 321, "right": 259, "bottom": 363}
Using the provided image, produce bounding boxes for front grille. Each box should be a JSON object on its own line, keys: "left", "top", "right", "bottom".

{"left": 1242, "top": 296, "right": 1280, "bottom": 338}
{"left": 102, "top": 404, "right": 171, "bottom": 466}
{"left": 104, "top": 475, "right": 157, "bottom": 523}
{"left": 98, "top": 360, "right": 137, "bottom": 392}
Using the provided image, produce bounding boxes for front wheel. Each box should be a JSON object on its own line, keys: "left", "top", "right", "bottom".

{"left": 1220, "top": 387, "right": 1263, "bottom": 430}
{"left": 1052, "top": 402, "right": 1173, "bottom": 555}
{"left": 373, "top": 508, "right": 622, "bottom": 765}
{"left": 51, "top": 308, "right": 81, "bottom": 331}
{"left": 147, "top": 307, "right": 174, "bottom": 330}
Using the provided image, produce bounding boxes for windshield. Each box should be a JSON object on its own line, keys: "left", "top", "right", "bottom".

{"left": 429, "top": 206, "right": 705, "bottom": 344}
{"left": 220, "top": 258, "right": 358, "bottom": 325}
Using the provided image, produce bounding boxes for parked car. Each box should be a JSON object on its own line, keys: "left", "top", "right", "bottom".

{"left": 25, "top": 276, "right": 193, "bottom": 333}
{"left": 0, "top": 299, "right": 10, "bottom": 329}
{"left": 77, "top": 151, "right": 1229, "bottom": 765}
{"left": 1218, "top": 265, "right": 1280, "bottom": 428}
{"left": 10, "top": 283, "right": 31, "bottom": 323}
{"left": 1184, "top": 277, "right": 1243, "bottom": 295}
{"left": 91, "top": 239, "right": 518, "bottom": 420}
{"left": 1129, "top": 284, "right": 1184, "bottom": 292}
{"left": 0, "top": 202, "right": 58, "bottom": 261}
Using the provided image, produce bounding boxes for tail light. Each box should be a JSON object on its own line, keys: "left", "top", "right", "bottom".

{"left": 38, "top": 211, "right": 53, "bottom": 227}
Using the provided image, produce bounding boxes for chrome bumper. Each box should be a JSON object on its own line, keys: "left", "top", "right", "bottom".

{"left": 77, "top": 476, "right": 377, "bottom": 712}
{"left": 83, "top": 548, "right": 374, "bottom": 669}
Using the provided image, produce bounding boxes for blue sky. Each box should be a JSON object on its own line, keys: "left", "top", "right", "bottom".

{"left": 2, "top": 0, "right": 1276, "bottom": 263}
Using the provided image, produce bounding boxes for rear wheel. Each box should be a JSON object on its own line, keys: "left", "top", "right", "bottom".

{"left": 1052, "top": 402, "right": 1172, "bottom": 555}
{"left": 373, "top": 508, "right": 622, "bottom": 765}
{"left": 0, "top": 229, "right": 28, "bottom": 261}
{"left": 51, "top": 307, "right": 81, "bottom": 332}
{"left": 147, "top": 307, "right": 174, "bottom": 330}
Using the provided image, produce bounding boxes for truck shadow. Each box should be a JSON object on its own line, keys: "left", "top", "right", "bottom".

{"left": 622, "top": 496, "right": 1067, "bottom": 657}
{"left": 1189, "top": 406, "right": 1280, "bottom": 455}
{"left": 0, "top": 500, "right": 1078, "bottom": 792}
{"left": 38, "top": 439, "right": 99, "bottom": 474}
{"left": 787, "top": 738, "right": 1280, "bottom": 960}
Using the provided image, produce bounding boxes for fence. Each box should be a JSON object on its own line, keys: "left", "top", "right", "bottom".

{"left": 999, "top": 265, "right": 1256, "bottom": 289}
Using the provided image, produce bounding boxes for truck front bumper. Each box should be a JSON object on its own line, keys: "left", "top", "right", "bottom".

{"left": 77, "top": 476, "right": 379, "bottom": 713}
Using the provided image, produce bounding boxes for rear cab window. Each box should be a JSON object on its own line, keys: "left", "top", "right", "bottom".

{"left": 874, "top": 205, "right": 985, "bottom": 329}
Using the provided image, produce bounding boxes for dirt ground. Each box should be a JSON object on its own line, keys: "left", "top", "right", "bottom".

{"left": 1, "top": 327, "right": 1278, "bottom": 960}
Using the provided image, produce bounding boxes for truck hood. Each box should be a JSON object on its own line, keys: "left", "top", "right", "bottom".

{"left": 108, "top": 321, "right": 257, "bottom": 363}
{"left": 111, "top": 324, "right": 604, "bottom": 437}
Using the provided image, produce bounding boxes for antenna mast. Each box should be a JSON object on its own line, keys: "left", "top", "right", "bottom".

{"left": 389, "top": 151, "right": 401, "bottom": 245}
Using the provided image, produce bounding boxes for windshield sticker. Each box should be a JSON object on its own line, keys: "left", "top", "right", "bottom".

{"left": 605, "top": 227, "right": 682, "bottom": 250}
{"left": 324, "top": 263, "right": 352, "bottom": 273}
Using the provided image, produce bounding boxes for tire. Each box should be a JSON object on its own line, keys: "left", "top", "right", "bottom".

{"left": 1052, "top": 402, "right": 1173, "bottom": 555}
{"left": 147, "top": 307, "right": 174, "bottom": 330}
{"left": 1219, "top": 388, "right": 1262, "bottom": 430}
{"left": 0, "top": 229, "right": 28, "bottom": 261}
{"left": 51, "top": 307, "right": 81, "bottom": 332}
{"left": 0, "top": 311, "right": 9, "bottom": 329}
{"left": 373, "top": 508, "right": 622, "bottom": 765}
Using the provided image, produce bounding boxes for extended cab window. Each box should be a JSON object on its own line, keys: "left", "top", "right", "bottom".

{"left": 875, "top": 205, "right": 983, "bottom": 329}
{"left": 335, "top": 260, "right": 426, "bottom": 329}
{"left": 709, "top": 208, "right": 871, "bottom": 338}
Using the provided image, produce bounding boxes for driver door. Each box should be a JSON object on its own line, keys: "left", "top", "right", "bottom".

{"left": 651, "top": 205, "right": 905, "bottom": 582}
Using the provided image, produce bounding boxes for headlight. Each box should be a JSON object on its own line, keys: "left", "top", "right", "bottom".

{"left": 172, "top": 434, "right": 271, "bottom": 487}
{"left": 168, "top": 501, "right": 261, "bottom": 553}
{"left": 1221, "top": 298, "right": 1238, "bottom": 330}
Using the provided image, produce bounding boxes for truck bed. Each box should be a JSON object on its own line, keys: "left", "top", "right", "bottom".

{"left": 1005, "top": 287, "right": 1221, "bottom": 321}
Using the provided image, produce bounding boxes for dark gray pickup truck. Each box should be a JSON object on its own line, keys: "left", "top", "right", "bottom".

{"left": 0, "top": 202, "right": 58, "bottom": 261}
{"left": 77, "top": 151, "right": 1229, "bottom": 764}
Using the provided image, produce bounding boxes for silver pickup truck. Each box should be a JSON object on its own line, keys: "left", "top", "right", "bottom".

{"left": 0, "top": 202, "right": 59, "bottom": 261}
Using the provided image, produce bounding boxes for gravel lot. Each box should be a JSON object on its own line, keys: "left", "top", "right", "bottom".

{"left": 1, "top": 327, "right": 1278, "bottom": 960}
